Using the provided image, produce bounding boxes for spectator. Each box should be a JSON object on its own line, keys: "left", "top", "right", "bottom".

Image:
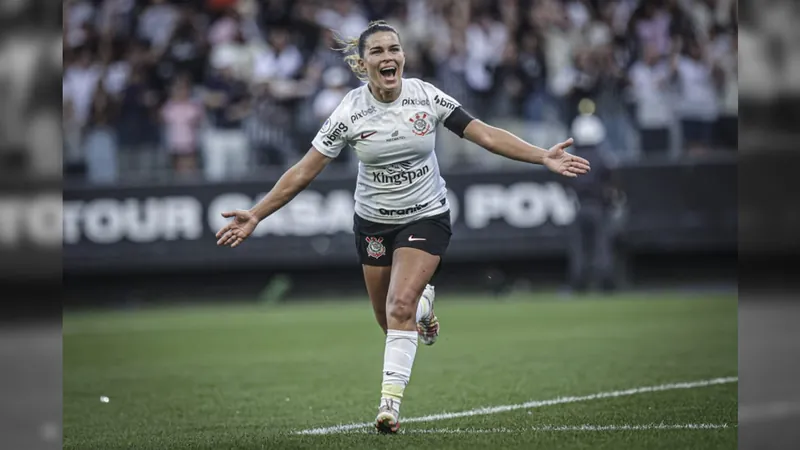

{"left": 209, "top": 26, "right": 260, "bottom": 84}
{"left": 117, "top": 62, "right": 161, "bottom": 180}
{"left": 253, "top": 27, "right": 304, "bottom": 84}
{"left": 83, "top": 79, "right": 119, "bottom": 184}
{"left": 157, "top": 4, "right": 209, "bottom": 85}
{"left": 160, "top": 75, "right": 204, "bottom": 175}
{"left": 312, "top": 66, "right": 350, "bottom": 123}
{"left": 95, "top": 0, "right": 137, "bottom": 40}
{"left": 59, "top": 0, "right": 738, "bottom": 183}
{"left": 102, "top": 41, "right": 132, "bottom": 99}
{"left": 315, "top": 0, "right": 368, "bottom": 41}
{"left": 628, "top": 42, "right": 674, "bottom": 156}
{"left": 629, "top": 0, "right": 672, "bottom": 57}
{"left": 136, "top": 0, "right": 179, "bottom": 52}
{"left": 551, "top": 47, "right": 600, "bottom": 125}
{"left": 63, "top": 47, "right": 103, "bottom": 165}
{"left": 303, "top": 28, "right": 356, "bottom": 89}
{"left": 202, "top": 58, "right": 252, "bottom": 181}
{"left": 710, "top": 25, "right": 737, "bottom": 149}
{"left": 464, "top": 8, "right": 508, "bottom": 114}
{"left": 670, "top": 38, "right": 722, "bottom": 154}
{"left": 207, "top": 7, "right": 241, "bottom": 46}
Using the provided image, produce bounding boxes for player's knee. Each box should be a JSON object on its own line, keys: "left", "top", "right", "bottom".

{"left": 375, "top": 314, "right": 389, "bottom": 334}
{"left": 386, "top": 289, "right": 417, "bottom": 323}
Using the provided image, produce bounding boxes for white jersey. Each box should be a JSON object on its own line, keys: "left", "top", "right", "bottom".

{"left": 311, "top": 77, "right": 461, "bottom": 224}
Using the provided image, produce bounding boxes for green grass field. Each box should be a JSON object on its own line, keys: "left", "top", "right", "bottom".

{"left": 63, "top": 293, "right": 737, "bottom": 449}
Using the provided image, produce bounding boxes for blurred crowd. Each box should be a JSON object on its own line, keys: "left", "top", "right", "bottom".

{"left": 62, "top": 0, "right": 738, "bottom": 184}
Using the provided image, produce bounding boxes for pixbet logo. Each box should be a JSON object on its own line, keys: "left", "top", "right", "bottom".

{"left": 401, "top": 98, "right": 430, "bottom": 107}
{"left": 350, "top": 105, "right": 377, "bottom": 123}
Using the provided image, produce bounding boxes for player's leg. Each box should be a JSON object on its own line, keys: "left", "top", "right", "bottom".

{"left": 374, "top": 213, "right": 451, "bottom": 434}
{"left": 362, "top": 265, "right": 391, "bottom": 333}
{"left": 395, "top": 213, "right": 451, "bottom": 345}
{"left": 376, "top": 247, "right": 441, "bottom": 433}
{"left": 354, "top": 212, "right": 394, "bottom": 332}
{"left": 355, "top": 212, "right": 437, "bottom": 336}
{"left": 363, "top": 265, "right": 438, "bottom": 335}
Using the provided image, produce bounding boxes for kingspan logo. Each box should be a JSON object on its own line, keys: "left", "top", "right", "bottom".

{"left": 379, "top": 202, "right": 430, "bottom": 216}
{"left": 401, "top": 98, "right": 431, "bottom": 107}
{"left": 351, "top": 105, "right": 377, "bottom": 123}
{"left": 372, "top": 162, "right": 430, "bottom": 185}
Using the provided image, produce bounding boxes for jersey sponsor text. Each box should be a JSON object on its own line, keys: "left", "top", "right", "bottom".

{"left": 350, "top": 105, "right": 377, "bottom": 123}
{"left": 401, "top": 98, "right": 431, "bottom": 107}
{"left": 372, "top": 164, "right": 430, "bottom": 185}
{"left": 322, "top": 122, "right": 348, "bottom": 146}
{"left": 434, "top": 94, "right": 457, "bottom": 111}
{"left": 379, "top": 202, "right": 430, "bottom": 216}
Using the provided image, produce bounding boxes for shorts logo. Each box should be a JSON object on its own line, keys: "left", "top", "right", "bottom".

{"left": 365, "top": 236, "right": 386, "bottom": 259}
{"left": 409, "top": 112, "right": 432, "bottom": 136}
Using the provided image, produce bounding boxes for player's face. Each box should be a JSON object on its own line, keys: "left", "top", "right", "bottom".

{"left": 362, "top": 31, "right": 404, "bottom": 91}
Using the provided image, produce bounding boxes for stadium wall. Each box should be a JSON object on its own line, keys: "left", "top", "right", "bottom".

{"left": 55, "top": 158, "right": 738, "bottom": 307}
{"left": 60, "top": 159, "right": 736, "bottom": 274}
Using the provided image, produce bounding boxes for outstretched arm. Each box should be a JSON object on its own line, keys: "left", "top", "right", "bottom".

{"left": 216, "top": 147, "right": 332, "bottom": 247}
{"left": 462, "top": 119, "right": 590, "bottom": 178}
{"left": 248, "top": 147, "right": 333, "bottom": 220}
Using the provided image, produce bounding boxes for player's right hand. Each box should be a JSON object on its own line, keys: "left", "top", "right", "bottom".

{"left": 216, "top": 210, "right": 259, "bottom": 248}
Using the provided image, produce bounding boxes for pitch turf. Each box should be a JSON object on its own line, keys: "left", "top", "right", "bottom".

{"left": 63, "top": 293, "right": 737, "bottom": 449}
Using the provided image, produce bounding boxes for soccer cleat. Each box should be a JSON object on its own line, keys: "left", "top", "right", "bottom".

{"left": 375, "top": 398, "right": 401, "bottom": 434}
{"left": 417, "top": 284, "right": 439, "bottom": 345}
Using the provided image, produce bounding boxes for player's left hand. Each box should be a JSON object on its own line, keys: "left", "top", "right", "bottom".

{"left": 543, "top": 138, "right": 591, "bottom": 178}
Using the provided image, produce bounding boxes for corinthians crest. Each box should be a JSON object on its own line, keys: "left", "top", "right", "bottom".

{"left": 408, "top": 112, "right": 432, "bottom": 136}
{"left": 365, "top": 236, "right": 386, "bottom": 259}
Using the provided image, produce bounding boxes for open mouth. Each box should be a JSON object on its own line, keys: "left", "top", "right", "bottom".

{"left": 379, "top": 67, "right": 398, "bottom": 81}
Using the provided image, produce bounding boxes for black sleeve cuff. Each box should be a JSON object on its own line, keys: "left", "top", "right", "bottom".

{"left": 443, "top": 106, "right": 476, "bottom": 138}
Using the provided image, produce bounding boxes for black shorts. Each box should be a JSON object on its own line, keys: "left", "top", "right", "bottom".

{"left": 354, "top": 210, "right": 452, "bottom": 267}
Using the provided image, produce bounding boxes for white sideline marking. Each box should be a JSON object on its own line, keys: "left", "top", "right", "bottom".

{"left": 295, "top": 376, "right": 738, "bottom": 435}
{"left": 334, "top": 423, "right": 733, "bottom": 434}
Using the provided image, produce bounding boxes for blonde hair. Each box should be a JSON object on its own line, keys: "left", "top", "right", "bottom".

{"left": 333, "top": 20, "right": 400, "bottom": 82}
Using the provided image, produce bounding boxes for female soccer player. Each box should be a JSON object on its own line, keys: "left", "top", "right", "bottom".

{"left": 215, "top": 21, "right": 590, "bottom": 434}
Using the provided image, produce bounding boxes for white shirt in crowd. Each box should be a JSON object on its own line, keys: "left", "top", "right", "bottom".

{"left": 63, "top": 63, "right": 103, "bottom": 127}
{"left": 675, "top": 56, "right": 719, "bottom": 121}
{"left": 628, "top": 60, "right": 674, "bottom": 129}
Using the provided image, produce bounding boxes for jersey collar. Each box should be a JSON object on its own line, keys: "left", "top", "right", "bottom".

{"left": 365, "top": 78, "right": 406, "bottom": 109}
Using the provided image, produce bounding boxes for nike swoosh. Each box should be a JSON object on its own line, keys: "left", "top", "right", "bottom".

{"left": 361, "top": 131, "right": 377, "bottom": 139}
{"left": 408, "top": 235, "right": 426, "bottom": 241}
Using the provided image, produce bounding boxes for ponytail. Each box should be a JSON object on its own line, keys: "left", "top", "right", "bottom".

{"left": 333, "top": 20, "right": 400, "bottom": 82}
{"left": 333, "top": 34, "right": 367, "bottom": 81}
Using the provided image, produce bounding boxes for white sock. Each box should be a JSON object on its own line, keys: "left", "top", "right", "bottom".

{"left": 380, "top": 329, "right": 418, "bottom": 412}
